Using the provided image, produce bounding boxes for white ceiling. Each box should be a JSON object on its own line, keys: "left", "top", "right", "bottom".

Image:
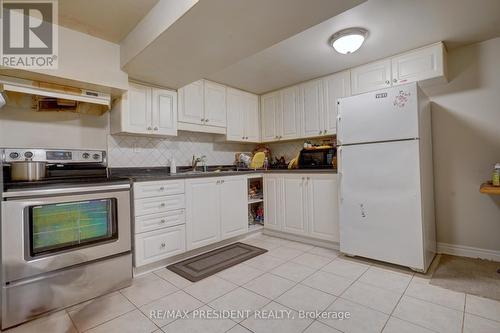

{"left": 59, "top": 0, "right": 159, "bottom": 43}
{"left": 123, "top": 0, "right": 365, "bottom": 89}
{"left": 208, "top": 0, "right": 500, "bottom": 94}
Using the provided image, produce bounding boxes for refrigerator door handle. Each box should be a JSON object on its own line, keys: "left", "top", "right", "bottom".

{"left": 336, "top": 114, "right": 342, "bottom": 145}
{"left": 337, "top": 147, "right": 343, "bottom": 203}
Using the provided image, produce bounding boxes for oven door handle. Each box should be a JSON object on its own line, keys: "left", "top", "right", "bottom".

{"left": 3, "top": 183, "right": 130, "bottom": 199}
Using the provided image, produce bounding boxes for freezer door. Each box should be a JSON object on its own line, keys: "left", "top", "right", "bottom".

{"left": 338, "top": 140, "right": 425, "bottom": 269}
{"left": 337, "top": 83, "right": 419, "bottom": 145}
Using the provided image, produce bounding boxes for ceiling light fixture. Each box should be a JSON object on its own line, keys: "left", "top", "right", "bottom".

{"left": 329, "top": 28, "right": 368, "bottom": 54}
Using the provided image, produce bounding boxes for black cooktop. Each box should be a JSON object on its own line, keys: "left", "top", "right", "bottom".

{"left": 3, "top": 175, "right": 130, "bottom": 192}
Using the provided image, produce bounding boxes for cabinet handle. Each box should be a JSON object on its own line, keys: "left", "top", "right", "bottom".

{"left": 160, "top": 242, "right": 166, "bottom": 248}
{"left": 147, "top": 126, "right": 152, "bottom": 130}
{"left": 393, "top": 79, "right": 398, "bottom": 83}
{"left": 160, "top": 219, "right": 166, "bottom": 223}
{"left": 160, "top": 203, "right": 166, "bottom": 207}
{"left": 154, "top": 127, "right": 158, "bottom": 131}
{"left": 246, "top": 136, "right": 249, "bottom": 140}
{"left": 242, "top": 136, "right": 245, "bottom": 139}
{"left": 159, "top": 186, "right": 165, "bottom": 191}
{"left": 319, "top": 130, "right": 322, "bottom": 134}
{"left": 385, "top": 80, "right": 390, "bottom": 85}
{"left": 275, "top": 136, "right": 279, "bottom": 139}
{"left": 205, "top": 119, "right": 209, "bottom": 123}
{"left": 201, "top": 118, "right": 205, "bottom": 122}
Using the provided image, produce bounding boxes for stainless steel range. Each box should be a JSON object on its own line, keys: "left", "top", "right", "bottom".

{"left": 0, "top": 148, "right": 132, "bottom": 329}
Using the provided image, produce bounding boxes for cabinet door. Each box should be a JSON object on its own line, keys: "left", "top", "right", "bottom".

{"left": 301, "top": 79, "right": 324, "bottom": 138}
{"left": 281, "top": 86, "right": 300, "bottom": 140}
{"left": 126, "top": 83, "right": 152, "bottom": 133}
{"left": 351, "top": 59, "right": 392, "bottom": 95}
{"left": 261, "top": 92, "right": 280, "bottom": 142}
{"left": 306, "top": 175, "right": 339, "bottom": 242}
{"left": 323, "top": 71, "right": 350, "bottom": 135}
{"left": 226, "top": 88, "right": 245, "bottom": 141}
{"left": 282, "top": 175, "right": 307, "bottom": 235}
{"left": 391, "top": 43, "right": 445, "bottom": 86}
{"left": 245, "top": 93, "right": 260, "bottom": 142}
{"left": 152, "top": 88, "right": 177, "bottom": 136}
{"left": 134, "top": 225, "right": 186, "bottom": 267}
{"left": 178, "top": 80, "right": 204, "bottom": 125}
{"left": 185, "top": 178, "right": 220, "bottom": 250}
{"left": 204, "top": 80, "right": 227, "bottom": 127}
{"left": 263, "top": 175, "right": 282, "bottom": 231}
{"left": 220, "top": 177, "right": 248, "bottom": 239}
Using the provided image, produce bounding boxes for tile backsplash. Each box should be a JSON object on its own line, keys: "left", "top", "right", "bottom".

{"left": 107, "top": 132, "right": 254, "bottom": 167}
{"left": 107, "top": 132, "right": 335, "bottom": 168}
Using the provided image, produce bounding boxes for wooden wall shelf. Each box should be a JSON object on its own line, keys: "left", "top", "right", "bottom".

{"left": 480, "top": 182, "right": 500, "bottom": 195}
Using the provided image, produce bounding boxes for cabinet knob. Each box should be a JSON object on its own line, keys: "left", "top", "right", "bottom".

{"left": 159, "top": 186, "right": 165, "bottom": 191}
{"left": 161, "top": 219, "right": 166, "bottom": 223}
{"left": 160, "top": 242, "right": 166, "bottom": 248}
{"left": 242, "top": 136, "right": 245, "bottom": 139}
{"left": 147, "top": 126, "right": 152, "bottom": 130}
{"left": 319, "top": 130, "right": 322, "bottom": 134}
{"left": 385, "top": 80, "right": 390, "bottom": 85}
{"left": 393, "top": 79, "right": 398, "bottom": 83}
{"left": 245, "top": 136, "right": 249, "bottom": 140}
{"left": 201, "top": 118, "right": 205, "bottom": 122}
{"left": 154, "top": 127, "right": 158, "bottom": 131}
{"left": 205, "top": 119, "right": 209, "bottom": 123}
{"left": 160, "top": 203, "right": 166, "bottom": 207}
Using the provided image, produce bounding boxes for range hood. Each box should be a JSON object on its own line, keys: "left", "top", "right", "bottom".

{"left": 0, "top": 76, "right": 111, "bottom": 115}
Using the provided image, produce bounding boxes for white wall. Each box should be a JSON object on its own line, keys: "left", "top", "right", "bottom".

{"left": 0, "top": 103, "right": 109, "bottom": 150}
{"left": 423, "top": 37, "right": 500, "bottom": 253}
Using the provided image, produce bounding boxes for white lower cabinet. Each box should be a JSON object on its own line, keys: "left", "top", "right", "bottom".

{"left": 186, "top": 176, "right": 248, "bottom": 251}
{"left": 185, "top": 178, "right": 221, "bottom": 250}
{"left": 133, "top": 180, "right": 187, "bottom": 268}
{"left": 282, "top": 175, "right": 307, "bottom": 235}
{"left": 220, "top": 177, "right": 248, "bottom": 239}
{"left": 135, "top": 225, "right": 186, "bottom": 267}
{"left": 264, "top": 173, "right": 339, "bottom": 242}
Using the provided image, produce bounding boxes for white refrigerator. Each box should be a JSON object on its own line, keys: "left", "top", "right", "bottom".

{"left": 337, "top": 82, "right": 436, "bottom": 272}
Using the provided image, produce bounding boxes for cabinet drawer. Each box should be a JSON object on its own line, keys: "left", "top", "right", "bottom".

{"left": 135, "top": 194, "right": 185, "bottom": 217}
{"left": 134, "top": 180, "right": 184, "bottom": 199}
{"left": 134, "top": 225, "right": 186, "bottom": 267}
{"left": 135, "top": 210, "right": 185, "bottom": 234}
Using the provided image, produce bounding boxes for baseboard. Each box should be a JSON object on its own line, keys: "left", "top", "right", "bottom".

{"left": 263, "top": 229, "right": 339, "bottom": 250}
{"left": 437, "top": 242, "right": 500, "bottom": 262}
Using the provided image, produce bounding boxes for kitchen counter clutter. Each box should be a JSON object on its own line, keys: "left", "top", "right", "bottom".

{"left": 480, "top": 182, "right": 500, "bottom": 195}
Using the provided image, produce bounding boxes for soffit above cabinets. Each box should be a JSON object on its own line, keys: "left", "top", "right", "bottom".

{"left": 122, "top": 0, "right": 366, "bottom": 89}
{"left": 207, "top": 0, "right": 500, "bottom": 94}
{"left": 58, "top": 0, "right": 160, "bottom": 43}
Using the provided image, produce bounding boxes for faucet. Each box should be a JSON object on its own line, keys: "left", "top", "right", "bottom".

{"left": 192, "top": 155, "right": 207, "bottom": 171}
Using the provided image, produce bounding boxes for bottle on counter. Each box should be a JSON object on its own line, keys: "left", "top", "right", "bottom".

{"left": 493, "top": 163, "right": 500, "bottom": 186}
{"left": 170, "top": 158, "right": 177, "bottom": 174}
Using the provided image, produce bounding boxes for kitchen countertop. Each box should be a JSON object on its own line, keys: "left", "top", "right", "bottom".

{"left": 109, "top": 167, "right": 337, "bottom": 182}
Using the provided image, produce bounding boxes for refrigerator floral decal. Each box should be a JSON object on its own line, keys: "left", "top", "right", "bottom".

{"left": 393, "top": 90, "right": 411, "bottom": 108}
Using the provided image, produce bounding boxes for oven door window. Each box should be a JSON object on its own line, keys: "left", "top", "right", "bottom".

{"left": 28, "top": 198, "right": 117, "bottom": 257}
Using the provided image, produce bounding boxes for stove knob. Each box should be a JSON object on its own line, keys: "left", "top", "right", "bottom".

{"left": 92, "top": 153, "right": 100, "bottom": 160}
{"left": 24, "top": 151, "right": 34, "bottom": 159}
{"left": 9, "top": 152, "right": 20, "bottom": 159}
{"left": 82, "top": 153, "right": 90, "bottom": 159}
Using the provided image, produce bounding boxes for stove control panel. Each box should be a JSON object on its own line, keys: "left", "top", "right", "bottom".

{"left": 2, "top": 149, "right": 106, "bottom": 164}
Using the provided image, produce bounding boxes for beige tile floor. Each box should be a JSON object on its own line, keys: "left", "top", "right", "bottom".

{"left": 4, "top": 234, "right": 500, "bottom": 333}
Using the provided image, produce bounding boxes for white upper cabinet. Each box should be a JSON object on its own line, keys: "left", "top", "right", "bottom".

{"left": 391, "top": 42, "right": 447, "bottom": 86}
{"left": 245, "top": 93, "right": 260, "bottom": 142}
{"left": 226, "top": 88, "right": 260, "bottom": 142}
{"left": 152, "top": 88, "right": 177, "bottom": 136}
{"left": 322, "top": 71, "right": 350, "bottom": 135}
{"left": 178, "top": 80, "right": 204, "bottom": 125}
{"left": 351, "top": 42, "right": 447, "bottom": 95}
{"left": 178, "top": 79, "right": 227, "bottom": 134}
{"left": 110, "top": 82, "right": 177, "bottom": 136}
{"left": 301, "top": 79, "right": 324, "bottom": 138}
{"left": 204, "top": 80, "right": 227, "bottom": 127}
{"left": 261, "top": 91, "right": 281, "bottom": 142}
{"left": 351, "top": 59, "right": 392, "bottom": 95}
{"left": 281, "top": 86, "right": 301, "bottom": 140}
